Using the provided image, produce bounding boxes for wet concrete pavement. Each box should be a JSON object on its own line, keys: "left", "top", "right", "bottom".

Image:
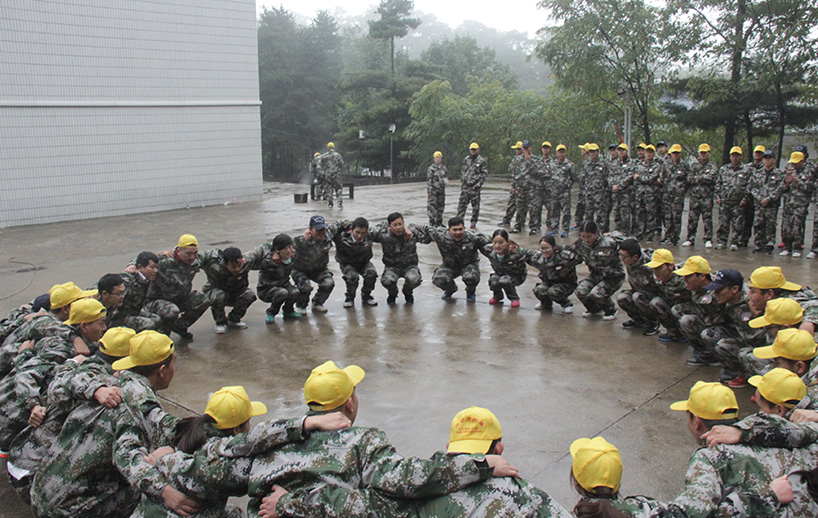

{"left": 1, "top": 179, "right": 816, "bottom": 516}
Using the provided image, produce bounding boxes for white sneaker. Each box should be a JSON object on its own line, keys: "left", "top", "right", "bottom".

{"left": 534, "top": 302, "right": 543, "bottom": 310}
{"left": 780, "top": 250, "right": 790, "bottom": 256}
{"left": 793, "top": 251, "right": 802, "bottom": 258}
{"left": 715, "top": 242, "right": 725, "bottom": 250}
{"left": 602, "top": 310, "right": 618, "bottom": 321}
{"left": 364, "top": 297, "right": 378, "bottom": 306}
{"left": 681, "top": 240, "right": 693, "bottom": 247}
{"left": 730, "top": 244, "right": 738, "bottom": 251}
{"left": 562, "top": 305, "right": 574, "bottom": 314}
{"left": 312, "top": 304, "right": 328, "bottom": 313}
{"left": 807, "top": 252, "right": 816, "bottom": 259}
{"left": 228, "top": 321, "right": 247, "bottom": 329}
{"left": 705, "top": 240, "right": 713, "bottom": 248}
{"left": 343, "top": 299, "right": 354, "bottom": 308}
{"left": 214, "top": 325, "right": 227, "bottom": 334}
{"left": 296, "top": 305, "right": 308, "bottom": 312}
{"left": 582, "top": 310, "right": 602, "bottom": 318}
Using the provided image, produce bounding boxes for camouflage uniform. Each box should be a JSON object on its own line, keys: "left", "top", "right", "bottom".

{"left": 502, "top": 154, "right": 523, "bottom": 226}
{"left": 700, "top": 288, "right": 768, "bottom": 377}
{"left": 651, "top": 272, "right": 692, "bottom": 339}
{"left": 321, "top": 149, "right": 345, "bottom": 207}
{"left": 715, "top": 163, "right": 752, "bottom": 247}
{"left": 421, "top": 226, "right": 491, "bottom": 297}
{"left": 672, "top": 289, "right": 725, "bottom": 358}
{"left": 517, "top": 156, "right": 542, "bottom": 232}
{"left": 527, "top": 248, "right": 579, "bottom": 310}
{"left": 0, "top": 312, "right": 76, "bottom": 378}
{"left": 580, "top": 158, "right": 610, "bottom": 231}
{"left": 370, "top": 222, "right": 428, "bottom": 300}
{"left": 145, "top": 252, "right": 210, "bottom": 336}
{"left": 567, "top": 235, "right": 625, "bottom": 315}
{"left": 30, "top": 370, "right": 178, "bottom": 518}
{"left": 528, "top": 157, "right": 552, "bottom": 233}
{"left": 616, "top": 250, "right": 662, "bottom": 327}
{"left": 780, "top": 164, "right": 815, "bottom": 253}
{"left": 633, "top": 159, "right": 664, "bottom": 240}
{"left": 292, "top": 224, "right": 341, "bottom": 309}
{"left": 574, "top": 159, "right": 588, "bottom": 227}
{"left": 746, "top": 165, "right": 784, "bottom": 250}
{"left": 457, "top": 153, "right": 488, "bottom": 226}
{"left": 311, "top": 154, "right": 325, "bottom": 201}
{"left": 549, "top": 158, "right": 576, "bottom": 233}
{"left": 686, "top": 160, "right": 718, "bottom": 243}
{"left": 333, "top": 223, "right": 378, "bottom": 302}
{"left": 662, "top": 159, "right": 689, "bottom": 244}
{"left": 108, "top": 271, "right": 160, "bottom": 332}
{"left": 200, "top": 249, "right": 257, "bottom": 326}
{"left": 0, "top": 301, "right": 38, "bottom": 344}
{"left": 427, "top": 163, "right": 448, "bottom": 226}
{"left": 245, "top": 243, "right": 299, "bottom": 316}
{"left": 478, "top": 245, "right": 535, "bottom": 301}
{"left": 609, "top": 158, "right": 635, "bottom": 235}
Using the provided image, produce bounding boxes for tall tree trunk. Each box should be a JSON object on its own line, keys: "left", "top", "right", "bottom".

{"left": 723, "top": 0, "right": 746, "bottom": 165}
{"left": 776, "top": 80, "right": 787, "bottom": 169}
{"left": 390, "top": 36, "right": 395, "bottom": 75}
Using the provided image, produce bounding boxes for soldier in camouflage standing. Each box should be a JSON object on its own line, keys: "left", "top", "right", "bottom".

{"left": 310, "top": 152, "right": 325, "bottom": 201}
{"left": 500, "top": 142, "right": 523, "bottom": 227}
{"left": 457, "top": 142, "right": 488, "bottom": 229}
{"left": 549, "top": 144, "right": 576, "bottom": 238}
{"left": 515, "top": 141, "right": 539, "bottom": 233}
{"left": 660, "top": 144, "right": 689, "bottom": 246}
{"left": 609, "top": 143, "right": 634, "bottom": 235}
{"left": 246, "top": 233, "right": 302, "bottom": 322}
{"left": 794, "top": 145, "right": 818, "bottom": 259}
{"left": 423, "top": 216, "right": 491, "bottom": 302}
{"left": 581, "top": 143, "right": 611, "bottom": 232}
{"left": 632, "top": 144, "right": 663, "bottom": 241}
{"left": 333, "top": 217, "right": 379, "bottom": 308}
{"left": 748, "top": 150, "right": 784, "bottom": 254}
{"left": 292, "top": 215, "right": 340, "bottom": 314}
{"left": 780, "top": 151, "right": 814, "bottom": 258}
{"left": 321, "top": 142, "right": 345, "bottom": 209}
{"left": 573, "top": 144, "right": 590, "bottom": 230}
{"left": 200, "top": 247, "right": 256, "bottom": 334}
{"left": 426, "top": 151, "right": 448, "bottom": 226}
{"left": 715, "top": 146, "right": 752, "bottom": 251}
{"left": 682, "top": 144, "right": 717, "bottom": 248}
{"left": 741, "top": 145, "right": 766, "bottom": 246}
{"left": 539, "top": 141, "right": 556, "bottom": 235}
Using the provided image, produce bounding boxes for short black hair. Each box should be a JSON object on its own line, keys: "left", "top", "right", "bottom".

{"left": 272, "top": 233, "right": 293, "bottom": 251}
{"left": 579, "top": 220, "right": 598, "bottom": 234}
{"left": 130, "top": 352, "right": 174, "bottom": 377}
{"left": 98, "top": 273, "right": 124, "bottom": 294}
{"left": 619, "top": 239, "right": 641, "bottom": 257}
{"left": 387, "top": 212, "right": 403, "bottom": 224}
{"left": 448, "top": 216, "right": 465, "bottom": 228}
{"left": 352, "top": 217, "right": 369, "bottom": 230}
{"left": 222, "top": 247, "right": 243, "bottom": 263}
{"left": 135, "top": 251, "right": 160, "bottom": 268}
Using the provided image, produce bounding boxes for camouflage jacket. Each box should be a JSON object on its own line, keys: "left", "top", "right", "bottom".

{"left": 781, "top": 165, "right": 815, "bottom": 208}
{"left": 716, "top": 164, "right": 752, "bottom": 204}
{"left": 748, "top": 167, "right": 785, "bottom": 205}
{"left": 625, "top": 250, "right": 662, "bottom": 295}
{"left": 568, "top": 235, "right": 625, "bottom": 281}
{"left": 532, "top": 157, "right": 554, "bottom": 191}
{"left": 30, "top": 370, "right": 178, "bottom": 518}
{"left": 0, "top": 312, "right": 76, "bottom": 378}
{"left": 460, "top": 154, "right": 488, "bottom": 192}
{"left": 293, "top": 223, "right": 341, "bottom": 274}
{"left": 246, "top": 243, "right": 295, "bottom": 290}
{"left": 633, "top": 159, "right": 664, "bottom": 192}
{"left": 321, "top": 150, "right": 345, "bottom": 178}
{"left": 527, "top": 249, "right": 580, "bottom": 285}
{"left": 722, "top": 289, "right": 768, "bottom": 347}
{"left": 658, "top": 271, "right": 692, "bottom": 305}
{"left": 550, "top": 158, "right": 576, "bottom": 193}
{"left": 116, "top": 271, "right": 152, "bottom": 319}
{"left": 0, "top": 301, "right": 37, "bottom": 344}
{"left": 333, "top": 224, "right": 375, "bottom": 267}
{"left": 609, "top": 159, "right": 634, "bottom": 192}
{"left": 690, "top": 289, "right": 725, "bottom": 324}
{"left": 479, "top": 245, "right": 535, "bottom": 280}
{"left": 522, "top": 156, "right": 544, "bottom": 191}
{"left": 663, "top": 160, "right": 690, "bottom": 197}
{"left": 370, "top": 222, "right": 429, "bottom": 270}
{"left": 420, "top": 226, "right": 491, "bottom": 268}
{"left": 147, "top": 250, "right": 204, "bottom": 303}
{"left": 582, "top": 159, "right": 609, "bottom": 195}
{"left": 200, "top": 248, "right": 252, "bottom": 294}
{"left": 507, "top": 155, "right": 524, "bottom": 190}
{"left": 427, "top": 164, "right": 448, "bottom": 193}
{"left": 687, "top": 160, "right": 718, "bottom": 199}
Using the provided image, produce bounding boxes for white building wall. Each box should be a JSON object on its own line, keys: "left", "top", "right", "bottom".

{"left": 0, "top": 0, "right": 262, "bottom": 227}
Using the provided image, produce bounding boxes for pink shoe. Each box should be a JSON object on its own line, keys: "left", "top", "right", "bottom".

{"left": 510, "top": 300, "right": 520, "bottom": 308}
{"left": 489, "top": 297, "right": 501, "bottom": 305}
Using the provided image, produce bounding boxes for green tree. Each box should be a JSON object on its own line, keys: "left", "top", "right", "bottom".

{"left": 368, "top": 0, "right": 421, "bottom": 75}
{"left": 420, "top": 36, "right": 518, "bottom": 96}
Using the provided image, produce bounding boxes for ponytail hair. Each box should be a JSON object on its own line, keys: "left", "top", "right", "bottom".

{"left": 174, "top": 414, "right": 218, "bottom": 454}
{"left": 491, "top": 229, "right": 510, "bottom": 241}
{"left": 579, "top": 220, "right": 598, "bottom": 234}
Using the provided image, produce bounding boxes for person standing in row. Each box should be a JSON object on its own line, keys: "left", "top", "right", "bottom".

{"left": 426, "top": 151, "right": 448, "bottom": 226}
{"left": 457, "top": 143, "right": 488, "bottom": 230}
{"left": 682, "top": 143, "right": 717, "bottom": 248}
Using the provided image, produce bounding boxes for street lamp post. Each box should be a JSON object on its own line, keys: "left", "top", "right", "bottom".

{"left": 388, "top": 123, "right": 396, "bottom": 181}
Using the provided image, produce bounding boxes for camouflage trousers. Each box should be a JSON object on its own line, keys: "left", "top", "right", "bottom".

{"left": 583, "top": 190, "right": 610, "bottom": 232}
{"left": 488, "top": 273, "right": 525, "bottom": 301}
{"left": 292, "top": 269, "right": 335, "bottom": 308}
{"left": 513, "top": 189, "right": 532, "bottom": 231}
{"left": 782, "top": 203, "right": 809, "bottom": 251}
{"left": 654, "top": 190, "right": 665, "bottom": 237}
{"left": 144, "top": 292, "right": 209, "bottom": 335}
{"left": 325, "top": 174, "right": 343, "bottom": 204}
{"left": 502, "top": 188, "right": 516, "bottom": 225}
{"left": 382, "top": 265, "right": 422, "bottom": 296}
{"left": 742, "top": 197, "right": 755, "bottom": 245}
{"left": 812, "top": 204, "right": 818, "bottom": 252}
{"left": 611, "top": 189, "right": 634, "bottom": 235}
{"left": 456, "top": 188, "right": 481, "bottom": 225}
{"left": 428, "top": 189, "right": 445, "bottom": 226}
{"left": 634, "top": 188, "right": 660, "bottom": 240}
{"left": 686, "top": 196, "right": 714, "bottom": 242}
{"left": 574, "top": 188, "right": 586, "bottom": 228}
{"left": 109, "top": 309, "right": 161, "bottom": 333}
{"left": 576, "top": 275, "right": 624, "bottom": 314}
{"left": 257, "top": 283, "right": 299, "bottom": 315}
{"left": 340, "top": 262, "right": 378, "bottom": 299}
{"left": 673, "top": 303, "right": 709, "bottom": 354}
{"left": 650, "top": 295, "right": 682, "bottom": 336}
{"left": 527, "top": 189, "right": 546, "bottom": 231}
{"left": 433, "top": 263, "right": 481, "bottom": 294}
{"left": 533, "top": 280, "right": 576, "bottom": 308}
{"left": 616, "top": 289, "right": 662, "bottom": 326}
{"left": 205, "top": 287, "right": 256, "bottom": 325}
{"left": 701, "top": 325, "right": 744, "bottom": 374}
{"left": 753, "top": 205, "right": 779, "bottom": 249}
{"left": 738, "top": 347, "right": 774, "bottom": 377}
{"left": 0, "top": 376, "right": 34, "bottom": 450}
{"left": 716, "top": 201, "right": 745, "bottom": 246}
{"left": 548, "top": 189, "right": 572, "bottom": 233}
{"left": 663, "top": 194, "right": 685, "bottom": 244}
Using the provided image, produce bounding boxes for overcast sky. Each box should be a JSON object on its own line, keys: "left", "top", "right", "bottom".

{"left": 256, "top": 0, "right": 549, "bottom": 38}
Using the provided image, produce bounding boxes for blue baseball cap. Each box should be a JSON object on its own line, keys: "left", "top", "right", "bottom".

{"left": 522, "top": 140, "right": 531, "bottom": 148}
{"left": 309, "top": 215, "right": 327, "bottom": 230}
{"left": 705, "top": 269, "right": 744, "bottom": 290}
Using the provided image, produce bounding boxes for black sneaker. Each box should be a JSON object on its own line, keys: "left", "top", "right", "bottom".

{"left": 404, "top": 292, "right": 414, "bottom": 304}
{"left": 529, "top": 229, "right": 539, "bottom": 235}
{"left": 174, "top": 327, "right": 193, "bottom": 340}
{"left": 686, "top": 353, "right": 718, "bottom": 366}
{"left": 752, "top": 247, "right": 763, "bottom": 253}
{"left": 642, "top": 325, "right": 660, "bottom": 336}
{"left": 658, "top": 333, "right": 686, "bottom": 343}
{"left": 622, "top": 320, "right": 642, "bottom": 329}
{"left": 386, "top": 293, "right": 397, "bottom": 305}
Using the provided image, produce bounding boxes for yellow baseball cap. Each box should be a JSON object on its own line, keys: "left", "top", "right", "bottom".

{"left": 99, "top": 327, "right": 136, "bottom": 357}
{"left": 177, "top": 234, "right": 198, "bottom": 248}
{"left": 748, "top": 368, "right": 806, "bottom": 408}
{"left": 637, "top": 142, "right": 647, "bottom": 149}
{"left": 587, "top": 143, "right": 600, "bottom": 151}
{"left": 754, "top": 145, "right": 766, "bottom": 153}
{"left": 541, "top": 141, "right": 552, "bottom": 148}
{"left": 617, "top": 143, "right": 628, "bottom": 151}
{"left": 670, "top": 381, "right": 738, "bottom": 420}
{"left": 789, "top": 152, "right": 804, "bottom": 164}
{"left": 674, "top": 256, "right": 711, "bottom": 276}
{"left": 205, "top": 386, "right": 268, "bottom": 430}
{"left": 747, "top": 267, "right": 801, "bottom": 291}
{"left": 469, "top": 142, "right": 479, "bottom": 150}
{"left": 645, "top": 144, "right": 656, "bottom": 151}
{"left": 64, "top": 298, "right": 107, "bottom": 326}
{"left": 304, "top": 361, "right": 365, "bottom": 411}
{"left": 556, "top": 144, "right": 567, "bottom": 151}
{"left": 433, "top": 151, "right": 443, "bottom": 158}
{"left": 749, "top": 298, "right": 805, "bottom": 328}
{"left": 511, "top": 141, "right": 522, "bottom": 149}
{"left": 327, "top": 142, "right": 335, "bottom": 148}
{"left": 669, "top": 144, "right": 682, "bottom": 153}
{"left": 578, "top": 143, "right": 589, "bottom": 150}
{"left": 448, "top": 406, "right": 502, "bottom": 454}
{"left": 753, "top": 328, "right": 817, "bottom": 361}
{"left": 730, "top": 146, "right": 743, "bottom": 155}
{"left": 313, "top": 152, "right": 320, "bottom": 158}
{"left": 646, "top": 249, "right": 674, "bottom": 268}
{"left": 49, "top": 282, "right": 98, "bottom": 310}
{"left": 570, "top": 437, "right": 622, "bottom": 493}
{"left": 699, "top": 143, "right": 711, "bottom": 153}
{"left": 112, "top": 330, "right": 174, "bottom": 370}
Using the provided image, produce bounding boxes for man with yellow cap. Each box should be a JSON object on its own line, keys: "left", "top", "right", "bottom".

{"left": 321, "top": 142, "right": 345, "bottom": 209}
{"left": 780, "top": 150, "right": 814, "bottom": 257}
{"left": 581, "top": 143, "right": 611, "bottom": 232}
{"left": 682, "top": 144, "right": 717, "bottom": 248}
{"left": 646, "top": 249, "right": 691, "bottom": 342}
{"left": 616, "top": 239, "right": 663, "bottom": 335}
{"left": 714, "top": 146, "right": 752, "bottom": 251}
{"left": 747, "top": 150, "right": 785, "bottom": 253}
{"left": 0, "top": 298, "right": 107, "bottom": 455}
{"left": 749, "top": 329, "right": 817, "bottom": 402}
{"left": 633, "top": 144, "right": 663, "bottom": 242}
{"left": 671, "top": 256, "right": 724, "bottom": 366}
{"left": 457, "top": 142, "right": 488, "bottom": 229}
{"left": 310, "top": 150, "right": 325, "bottom": 201}
{"left": 500, "top": 142, "right": 524, "bottom": 228}
{"left": 31, "top": 330, "right": 198, "bottom": 518}
{"left": 609, "top": 143, "right": 635, "bottom": 236}
{"left": 737, "top": 299, "right": 805, "bottom": 377}
{"left": 661, "top": 144, "right": 689, "bottom": 246}
{"left": 144, "top": 234, "right": 211, "bottom": 340}
{"left": 746, "top": 266, "right": 818, "bottom": 335}
{"left": 527, "top": 141, "right": 553, "bottom": 236}
{"left": 550, "top": 144, "right": 576, "bottom": 237}
{"left": 427, "top": 150, "right": 448, "bottom": 226}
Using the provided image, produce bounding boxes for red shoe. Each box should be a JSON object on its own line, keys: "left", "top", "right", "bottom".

{"left": 510, "top": 300, "right": 520, "bottom": 308}
{"left": 778, "top": 242, "right": 785, "bottom": 248}
{"left": 489, "top": 297, "right": 502, "bottom": 305}
{"left": 726, "top": 377, "right": 748, "bottom": 389}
